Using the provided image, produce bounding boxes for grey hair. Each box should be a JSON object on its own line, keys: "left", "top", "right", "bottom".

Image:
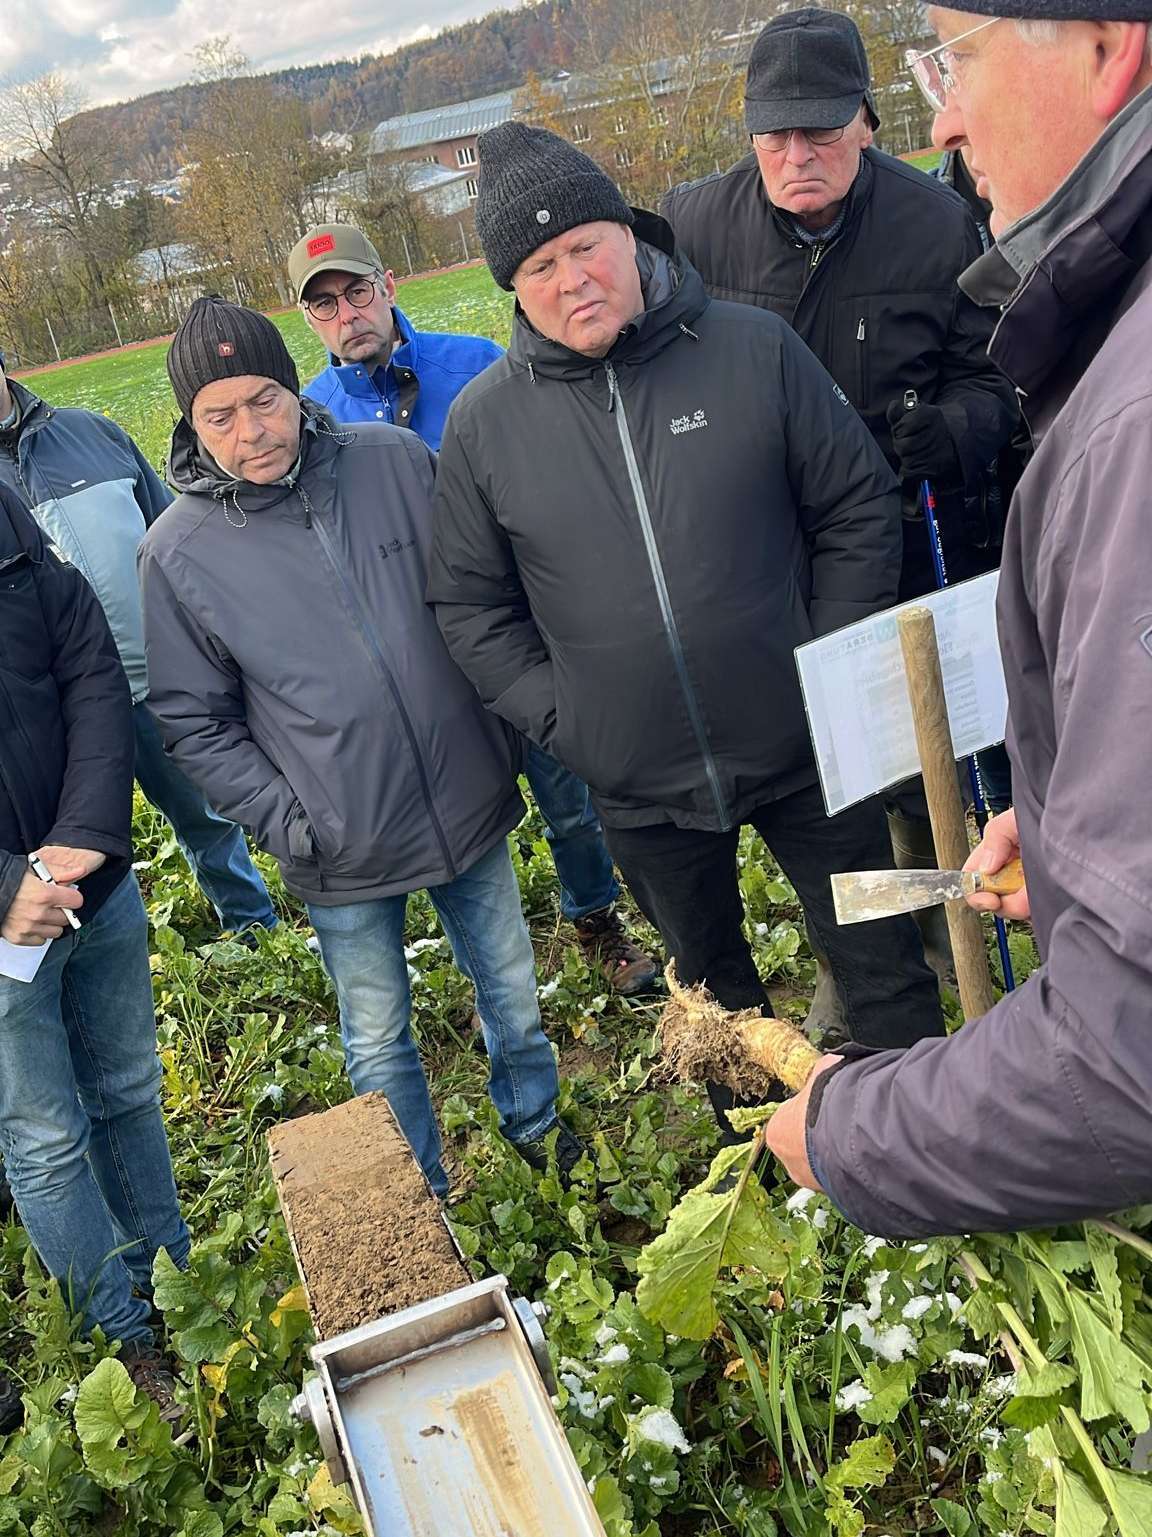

{"left": 1015, "top": 16, "right": 1152, "bottom": 63}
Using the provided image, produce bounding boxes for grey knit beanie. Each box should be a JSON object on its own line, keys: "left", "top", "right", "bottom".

{"left": 167, "top": 296, "right": 299, "bottom": 420}
{"left": 475, "top": 122, "right": 635, "bottom": 290}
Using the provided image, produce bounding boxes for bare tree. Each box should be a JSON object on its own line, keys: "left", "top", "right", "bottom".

{"left": 0, "top": 73, "right": 114, "bottom": 307}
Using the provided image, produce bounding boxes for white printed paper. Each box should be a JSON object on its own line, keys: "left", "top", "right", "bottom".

{"left": 0, "top": 937, "right": 51, "bottom": 984}
{"left": 795, "top": 572, "right": 1008, "bottom": 816}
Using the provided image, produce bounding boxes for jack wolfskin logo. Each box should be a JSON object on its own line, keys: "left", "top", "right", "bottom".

{"left": 833, "top": 383, "right": 850, "bottom": 406}
{"left": 379, "top": 537, "right": 416, "bottom": 560}
{"left": 217, "top": 341, "right": 235, "bottom": 358}
{"left": 669, "top": 409, "right": 708, "bottom": 436}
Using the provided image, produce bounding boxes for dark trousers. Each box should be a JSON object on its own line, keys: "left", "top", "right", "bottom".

{"left": 603, "top": 784, "right": 943, "bottom": 1120}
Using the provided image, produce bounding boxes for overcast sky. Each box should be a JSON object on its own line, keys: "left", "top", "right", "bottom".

{"left": 1, "top": 0, "right": 496, "bottom": 110}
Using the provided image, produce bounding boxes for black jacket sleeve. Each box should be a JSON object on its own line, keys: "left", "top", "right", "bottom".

{"left": 427, "top": 418, "right": 558, "bottom": 748}
{"left": 3, "top": 492, "right": 134, "bottom": 869}
{"left": 776, "top": 327, "right": 904, "bottom": 634}
{"left": 935, "top": 216, "right": 1020, "bottom": 486}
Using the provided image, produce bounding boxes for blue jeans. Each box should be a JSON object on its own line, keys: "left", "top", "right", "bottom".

{"left": 523, "top": 743, "right": 619, "bottom": 921}
{"left": 134, "top": 702, "right": 276, "bottom": 933}
{"left": 0, "top": 875, "right": 189, "bottom": 1344}
{"left": 307, "top": 840, "right": 559, "bottom": 1196}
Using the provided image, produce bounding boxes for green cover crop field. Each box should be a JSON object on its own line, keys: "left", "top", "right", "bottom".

{"left": 2, "top": 274, "right": 1149, "bottom": 1537}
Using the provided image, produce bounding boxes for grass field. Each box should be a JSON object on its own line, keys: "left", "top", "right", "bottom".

{"left": 20, "top": 263, "right": 513, "bottom": 468}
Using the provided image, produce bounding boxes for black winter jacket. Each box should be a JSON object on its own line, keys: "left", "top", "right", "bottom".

{"left": 661, "top": 149, "right": 1020, "bottom": 596}
{"left": 0, "top": 484, "right": 134, "bottom": 925}
{"left": 428, "top": 216, "right": 902, "bottom": 833}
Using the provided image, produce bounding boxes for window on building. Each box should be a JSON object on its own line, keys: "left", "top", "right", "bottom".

{"left": 571, "top": 121, "right": 591, "bottom": 143}
{"left": 656, "top": 137, "right": 673, "bottom": 161}
{"left": 456, "top": 144, "right": 477, "bottom": 167}
{"left": 615, "top": 146, "right": 634, "bottom": 169}
{"left": 425, "top": 154, "right": 439, "bottom": 163}
{"left": 614, "top": 114, "right": 628, "bottom": 135}
{"left": 652, "top": 105, "right": 669, "bottom": 126}
{"left": 465, "top": 177, "right": 479, "bottom": 200}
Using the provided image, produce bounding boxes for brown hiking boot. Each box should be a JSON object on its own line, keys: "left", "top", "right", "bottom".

{"left": 573, "top": 907, "right": 659, "bottom": 997}
{"left": 121, "top": 1342, "right": 184, "bottom": 1425}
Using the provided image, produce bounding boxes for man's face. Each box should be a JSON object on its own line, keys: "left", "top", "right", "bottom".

{"left": 301, "top": 266, "right": 397, "bottom": 367}
{"left": 191, "top": 376, "right": 301, "bottom": 484}
{"left": 512, "top": 221, "right": 644, "bottom": 357}
{"left": 928, "top": 11, "right": 1152, "bottom": 236}
{"left": 753, "top": 109, "right": 873, "bottom": 227}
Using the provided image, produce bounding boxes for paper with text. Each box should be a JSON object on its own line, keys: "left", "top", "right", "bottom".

{"left": 795, "top": 572, "right": 1008, "bottom": 816}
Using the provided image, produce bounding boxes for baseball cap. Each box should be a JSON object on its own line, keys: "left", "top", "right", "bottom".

{"left": 288, "top": 225, "right": 385, "bottom": 303}
{"left": 745, "top": 9, "right": 880, "bottom": 136}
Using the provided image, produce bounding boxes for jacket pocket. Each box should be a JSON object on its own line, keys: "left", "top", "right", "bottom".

{"left": 0, "top": 556, "right": 54, "bottom": 682}
{"left": 286, "top": 801, "right": 319, "bottom": 864}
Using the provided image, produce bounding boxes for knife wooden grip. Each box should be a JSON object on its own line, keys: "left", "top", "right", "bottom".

{"left": 975, "top": 856, "right": 1025, "bottom": 896}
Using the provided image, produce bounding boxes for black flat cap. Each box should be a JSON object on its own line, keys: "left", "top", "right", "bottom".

{"left": 745, "top": 8, "right": 880, "bottom": 135}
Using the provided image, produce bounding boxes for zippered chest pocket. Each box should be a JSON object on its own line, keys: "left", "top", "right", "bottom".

{"left": 0, "top": 553, "right": 53, "bottom": 682}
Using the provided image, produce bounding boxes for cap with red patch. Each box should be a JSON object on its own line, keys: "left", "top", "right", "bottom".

{"left": 288, "top": 224, "right": 384, "bottom": 302}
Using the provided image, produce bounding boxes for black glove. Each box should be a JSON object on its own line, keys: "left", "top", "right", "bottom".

{"left": 886, "top": 398, "right": 961, "bottom": 482}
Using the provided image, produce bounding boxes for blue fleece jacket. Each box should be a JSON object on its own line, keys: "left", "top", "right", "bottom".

{"left": 302, "top": 304, "right": 503, "bottom": 450}
{"left": 0, "top": 380, "right": 172, "bottom": 702}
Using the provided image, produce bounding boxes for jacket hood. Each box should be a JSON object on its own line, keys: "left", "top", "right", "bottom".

{"left": 960, "top": 83, "right": 1152, "bottom": 398}
{"left": 166, "top": 396, "right": 350, "bottom": 516}
{"left": 507, "top": 208, "right": 710, "bottom": 381}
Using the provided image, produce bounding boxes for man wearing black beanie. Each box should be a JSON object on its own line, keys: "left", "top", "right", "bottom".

{"left": 768, "top": 8, "right": 1152, "bottom": 1237}
{"left": 140, "top": 295, "right": 579, "bottom": 1195}
{"left": 430, "top": 123, "right": 946, "bottom": 1143}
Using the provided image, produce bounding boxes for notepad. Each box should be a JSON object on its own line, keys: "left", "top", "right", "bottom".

{"left": 0, "top": 938, "right": 51, "bottom": 984}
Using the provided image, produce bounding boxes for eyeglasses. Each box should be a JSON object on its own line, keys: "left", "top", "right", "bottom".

{"left": 302, "top": 275, "right": 380, "bottom": 321}
{"left": 750, "top": 124, "right": 849, "bottom": 153}
{"left": 904, "top": 16, "right": 1001, "bottom": 113}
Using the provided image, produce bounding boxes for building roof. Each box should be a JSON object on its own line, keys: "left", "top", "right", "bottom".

{"left": 370, "top": 91, "right": 516, "bottom": 154}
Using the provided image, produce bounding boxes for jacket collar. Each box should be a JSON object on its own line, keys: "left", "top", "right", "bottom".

{"left": 960, "top": 84, "right": 1152, "bottom": 400}
{"left": 766, "top": 149, "right": 874, "bottom": 247}
{"left": 507, "top": 209, "right": 710, "bottom": 383}
{"left": 327, "top": 303, "right": 417, "bottom": 392}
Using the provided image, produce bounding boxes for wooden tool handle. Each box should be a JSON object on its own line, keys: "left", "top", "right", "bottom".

{"left": 978, "top": 856, "right": 1024, "bottom": 896}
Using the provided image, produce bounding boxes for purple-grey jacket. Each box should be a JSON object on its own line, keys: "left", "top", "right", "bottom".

{"left": 806, "top": 85, "right": 1152, "bottom": 1237}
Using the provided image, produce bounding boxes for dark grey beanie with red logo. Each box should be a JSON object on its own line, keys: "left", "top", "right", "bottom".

{"left": 167, "top": 296, "right": 299, "bottom": 420}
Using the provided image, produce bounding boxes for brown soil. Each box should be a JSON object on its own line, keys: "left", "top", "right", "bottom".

{"left": 268, "top": 1092, "right": 470, "bottom": 1339}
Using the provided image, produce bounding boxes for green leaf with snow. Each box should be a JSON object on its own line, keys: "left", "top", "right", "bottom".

{"left": 636, "top": 1145, "right": 791, "bottom": 1338}
{"left": 854, "top": 1362, "right": 915, "bottom": 1426}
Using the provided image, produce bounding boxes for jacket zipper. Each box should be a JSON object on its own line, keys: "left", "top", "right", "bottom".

{"left": 604, "top": 363, "right": 728, "bottom": 829}
{"left": 304, "top": 489, "right": 456, "bottom": 879}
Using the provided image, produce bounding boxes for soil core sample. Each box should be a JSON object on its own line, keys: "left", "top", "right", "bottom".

{"left": 269, "top": 1092, "right": 471, "bottom": 1339}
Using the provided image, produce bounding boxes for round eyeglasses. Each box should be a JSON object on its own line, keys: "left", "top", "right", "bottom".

{"left": 302, "top": 276, "right": 380, "bottom": 321}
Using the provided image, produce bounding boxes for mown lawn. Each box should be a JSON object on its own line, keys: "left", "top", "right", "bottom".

{"left": 19, "top": 263, "right": 512, "bottom": 469}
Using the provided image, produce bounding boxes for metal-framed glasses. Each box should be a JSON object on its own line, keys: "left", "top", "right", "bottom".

{"left": 750, "top": 123, "right": 849, "bottom": 152}
{"left": 302, "top": 275, "right": 380, "bottom": 321}
{"left": 904, "top": 17, "right": 1001, "bottom": 113}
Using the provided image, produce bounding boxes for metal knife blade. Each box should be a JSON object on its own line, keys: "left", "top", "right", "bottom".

{"left": 831, "top": 868, "right": 977, "bottom": 925}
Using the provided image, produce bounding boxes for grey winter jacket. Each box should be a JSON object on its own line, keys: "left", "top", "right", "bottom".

{"left": 139, "top": 405, "right": 523, "bottom": 904}
{"left": 0, "top": 381, "right": 173, "bottom": 702}
{"left": 807, "top": 87, "right": 1152, "bottom": 1237}
{"left": 428, "top": 214, "right": 902, "bottom": 834}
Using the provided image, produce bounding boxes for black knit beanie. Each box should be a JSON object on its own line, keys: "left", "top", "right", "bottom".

{"left": 475, "top": 122, "right": 635, "bottom": 290}
{"left": 167, "top": 296, "right": 299, "bottom": 420}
